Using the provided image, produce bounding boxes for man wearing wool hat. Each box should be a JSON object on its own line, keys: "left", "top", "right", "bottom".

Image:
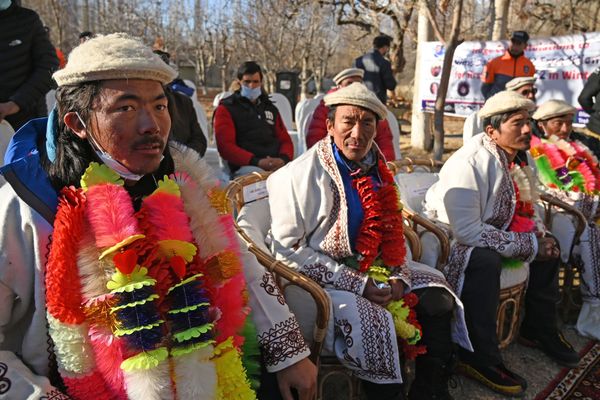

{"left": 424, "top": 90, "right": 579, "bottom": 397}
{"left": 0, "top": 33, "right": 316, "bottom": 399}
{"left": 268, "top": 82, "right": 472, "bottom": 400}
{"left": 529, "top": 99, "right": 600, "bottom": 342}
{"left": 306, "top": 68, "right": 396, "bottom": 160}
{"left": 463, "top": 76, "right": 538, "bottom": 142}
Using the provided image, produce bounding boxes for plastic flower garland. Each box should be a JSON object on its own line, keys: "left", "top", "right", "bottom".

{"left": 45, "top": 162, "right": 256, "bottom": 399}
{"left": 502, "top": 163, "right": 538, "bottom": 269}
{"left": 345, "top": 159, "right": 425, "bottom": 359}
{"left": 531, "top": 136, "right": 600, "bottom": 195}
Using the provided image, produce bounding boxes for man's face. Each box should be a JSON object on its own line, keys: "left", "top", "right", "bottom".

{"left": 339, "top": 76, "right": 363, "bottom": 88}
{"left": 488, "top": 109, "right": 532, "bottom": 158}
{"left": 515, "top": 84, "right": 537, "bottom": 102}
{"left": 509, "top": 40, "right": 527, "bottom": 56}
{"left": 539, "top": 114, "right": 574, "bottom": 141}
{"left": 89, "top": 79, "right": 170, "bottom": 175}
{"left": 326, "top": 105, "right": 377, "bottom": 161}
{"left": 241, "top": 72, "right": 262, "bottom": 89}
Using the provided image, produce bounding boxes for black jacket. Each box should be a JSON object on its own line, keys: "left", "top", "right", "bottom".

{"left": 578, "top": 67, "right": 600, "bottom": 135}
{"left": 353, "top": 49, "right": 396, "bottom": 103}
{"left": 165, "top": 87, "right": 207, "bottom": 157}
{"left": 0, "top": 3, "right": 58, "bottom": 129}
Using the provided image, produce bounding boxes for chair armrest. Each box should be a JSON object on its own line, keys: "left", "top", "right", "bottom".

{"left": 402, "top": 208, "right": 450, "bottom": 270}
{"left": 235, "top": 224, "right": 330, "bottom": 365}
{"left": 538, "top": 192, "right": 587, "bottom": 258}
{"left": 403, "top": 224, "right": 422, "bottom": 262}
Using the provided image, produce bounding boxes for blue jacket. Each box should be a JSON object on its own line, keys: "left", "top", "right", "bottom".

{"left": 353, "top": 49, "right": 397, "bottom": 103}
{"left": 1, "top": 117, "right": 58, "bottom": 224}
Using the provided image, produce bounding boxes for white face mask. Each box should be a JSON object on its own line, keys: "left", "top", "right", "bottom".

{"left": 76, "top": 112, "right": 151, "bottom": 182}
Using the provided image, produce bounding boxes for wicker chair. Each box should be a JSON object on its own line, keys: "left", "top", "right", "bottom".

{"left": 386, "top": 158, "right": 586, "bottom": 348}
{"left": 225, "top": 171, "right": 431, "bottom": 400}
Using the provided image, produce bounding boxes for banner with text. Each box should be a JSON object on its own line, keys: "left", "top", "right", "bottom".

{"left": 419, "top": 32, "right": 600, "bottom": 124}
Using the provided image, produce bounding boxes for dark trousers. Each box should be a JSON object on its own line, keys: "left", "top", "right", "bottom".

{"left": 458, "top": 247, "right": 559, "bottom": 367}
{"left": 257, "top": 287, "right": 453, "bottom": 400}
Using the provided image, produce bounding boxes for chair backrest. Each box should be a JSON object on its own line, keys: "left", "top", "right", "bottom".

{"left": 295, "top": 97, "right": 322, "bottom": 154}
{"left": 386, "top": 109, "right": 401, "bottom": 160}
{"left": 269, "top": 93, "right": 294, "bottom": 131}
{"left": 213, "top": 91, "right": 233, "bottom": 108}
{"left": 0, "top": 119, "right": 15, "bottom": 164}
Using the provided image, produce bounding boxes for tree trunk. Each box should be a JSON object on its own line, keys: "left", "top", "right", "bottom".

{"left": 300, "top": 56, "right": 310, "bottom": 101}
{"left": 492, "top": 0, "right": 511, "bottom": 40}
{"left": 433, "top": 0, "right": 464, "bottom": 161}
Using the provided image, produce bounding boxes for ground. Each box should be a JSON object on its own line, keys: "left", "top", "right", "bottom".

{"left": 197, "top": 90, "right": 594, "bottom": 400}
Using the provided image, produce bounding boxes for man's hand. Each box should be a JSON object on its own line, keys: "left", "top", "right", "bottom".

{"left": 258, "top": 156, "right": 286, "bottom": 171}
{"left": 363, "top": 278, "right": 393, "bottom": 306}
{"left": 389, "top": 278, "right": 405, "bottom": 301}
{"left": 276, "top": 357, "right": 317, "bottom": 400}
{"left": 536, "top": 236, "right": 560, "bottom": 260}
{"left": 0, "top": 101, "right": 20, "bottom": 122}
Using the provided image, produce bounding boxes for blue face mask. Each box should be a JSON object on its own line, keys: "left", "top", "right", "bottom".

{"left": 241, "top": 85, "right": 262, "bottom": 101}
{"left": 0, "top": 0, "right": 11, "bottom": 11}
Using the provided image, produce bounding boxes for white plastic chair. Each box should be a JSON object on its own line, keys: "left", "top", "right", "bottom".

{"left": 212, "top": 91, "right": 232, "bottom": 108}
{"left": 46, "top": 89, "right": 56, "bottom": 114}
{"left": 269, "top": 93, "right": 294, "bottom": 132}
{"left": 0, "top": 119, "right": 15, "bottom": 164}
{"left": 386, "top": 109, "right": 401, "bottom": 160}
{"left": 295, "top": 96, "right": 323, "bottom": 154}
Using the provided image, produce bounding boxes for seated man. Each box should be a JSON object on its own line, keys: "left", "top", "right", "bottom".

{"left": 154, "top": 50, "right": 207, "bottom": 156}
{"left": 0, "top": 34, "right": 315, "bottom": 399}
{"left": 424, "top": 91, "right": 579, "bottom": 397}
{"left": 530, "top": 99, "right": 600, "bottom": 340}
{"left": 214, "top": 61, "right": 294, "bottom": 178}
{"left": 268, "top": 82, "right": 472, "bottom": 400}
{"left": 305, "top": 67, "right": 396, "bottom": 160}
{"left": 463, "top": 76, "right": 537, "bottom": 142}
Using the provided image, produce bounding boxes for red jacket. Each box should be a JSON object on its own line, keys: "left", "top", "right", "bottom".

{"left": 214, "top": 98, "right": 294, "bottom": 167}
{"left": 305, "top": 97, "right": 396, "bottom": 161}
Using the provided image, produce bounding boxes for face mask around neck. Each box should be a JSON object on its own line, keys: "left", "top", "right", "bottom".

{"left": 76, "top": 112, "right": 148, "bottom": 182}
{"left": 240, "top": 85, "right": 262, "bottom": 101}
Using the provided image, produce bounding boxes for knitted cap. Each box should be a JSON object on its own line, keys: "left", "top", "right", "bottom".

{"left": 532, "top": 100, "right": 576, "bottom": 121}
{"left": 53, "top": 33, "right": 177, "bottom": 86}
{"left": 478, "top": 90, "right": 535, "bottom": 119}
{"left": 324, "top": 82, "right": 387, "bottom": 119}
{"left": 505, "top": 77, "right": 536, "bottom": 91}
{"left": 333, "top": 68, "right": 364, "bottom": 85}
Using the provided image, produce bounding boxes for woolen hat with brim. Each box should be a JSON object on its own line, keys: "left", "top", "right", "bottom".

{"left": 53, "top": 33, "right": 177, "bottom": 86}
{"left": 532, "top": 99, "right": 577, "bottom": 121}
{"left": 478, "top": 90, "right": 536, "bottom": 119}
{"left": 324, "top": 82, "right": 387, "bottom": 119}
{"left": 505, "top": 76, "right": 536, "bottom": 91}
{"left": 333, "top": 68, "right": 364, "bottom": 85}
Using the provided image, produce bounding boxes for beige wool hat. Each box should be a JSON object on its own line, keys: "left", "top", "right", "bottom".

{"left": 53, "top": 33, "right": 177, "bottom": 86}
{"left": 478, "top": 90, "right": 536, "bottom": 119}
{"left": 333, "top": 68, "right": 364, "bottom": 85}
{"left": 532, "top": 99, "right": 576, "bottom": 121}
{"left": 324, "top": 82, "right": 387, "bottom": 119}
{"left": 505, "top": 76, "right": 536, "bottom": 91}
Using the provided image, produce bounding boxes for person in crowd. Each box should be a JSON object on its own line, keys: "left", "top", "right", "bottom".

{"left": 424, "top": 91, "right": 579, "bottom": 397}
{"left": 0, "top": 33, "right": 316, "bottom": 400}
{"left": 78, "top": 30, "right": 94, "bottom": 43}
{"left": 44, "top": 26, "right": 66, "bottom": 69}
{"left": 353, "top": 34, "right": 397, "bottom": 104}
{"left": 213, "top": 61, "right": 294, "bottom": 178}
{"left": 305, "top": 68, "right": 396, "bottom": 160}
{"left": 481, "top": 31, "right": 535, "bottom": 100}
{"left": 578, "top": 66, "right": 600, "bottom": 158}
{"left": 464, "top": 76, "right": 537, "bottom": 142}
{"left": 0, "top": 0, "right": 59, "bottom": 130}
{"left": 268, "top": 82, "right": 472, "bottom": 400}
{"left": 529, "top": 99, "right": 600, "bottom": 341}
{"left": 154, "top": 50, "right": 207, "bottom": 156}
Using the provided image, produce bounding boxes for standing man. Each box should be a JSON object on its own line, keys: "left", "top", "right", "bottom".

{"left": 305, "top": 68, "right": 396, "bottom": 160}
{"left": 353, "top": 34, "right": 397, "bottom": 104}
{"left": 0, "top": 0, "right": 59, "bottom": 130}
{"left": 424, "top": 91, "right": 579, "bottom": 397}
{"left": 481, "top": 31, "right": 535, "bottom": 100}
{"left": 0, "top": 33, "right": 316, "bottom": 399}
{"left": 214, "top": 61, "right": 294, "bottom": 178}
{"left": 578, "top": 66, "right": 600, "bottom": 157}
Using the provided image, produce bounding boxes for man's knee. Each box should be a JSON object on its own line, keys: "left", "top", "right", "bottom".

{"left": 416, "top": 287, "right": 455, "bottom": 317}
{"left": 469, "top": 248, "right": 503, "bottom": 275}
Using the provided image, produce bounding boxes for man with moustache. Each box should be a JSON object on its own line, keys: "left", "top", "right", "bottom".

{"left": 424, "top": 91, "right": 579, "bottom": 397}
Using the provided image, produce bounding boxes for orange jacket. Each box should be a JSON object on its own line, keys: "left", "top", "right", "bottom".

{"left": 481, "top": 51, "right": 535, "bottom": 99}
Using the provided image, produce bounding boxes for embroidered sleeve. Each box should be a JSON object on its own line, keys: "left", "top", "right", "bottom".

{"left": 389, "top": 266, "right": 412, "bottom": 292}
{"left": 257, "top": 316, "right": 310, "bottom": 371}
{"left": 480, "top": 228, "right": 537, "bottom": 261}
{"left": 333, "top": 266, "right": 368, "bottom": 294}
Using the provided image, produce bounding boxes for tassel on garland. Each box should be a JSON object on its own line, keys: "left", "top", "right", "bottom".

{"left": 212, "top": 338, "right": 256, "bottom": 400}
{"left": 122, "top": 358, "right": 172, "bottom": 400}
{"left": 173, "top": 345, "right": 218, "bottom": 399}
{"left": 240, "top": 316, "right": 262, "bottom": 391}
{"left": 212, "top": 273, "right": 249, "bottom": 346}
{"left": 533, "top": 153, "right": 564, "bottom": 190}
